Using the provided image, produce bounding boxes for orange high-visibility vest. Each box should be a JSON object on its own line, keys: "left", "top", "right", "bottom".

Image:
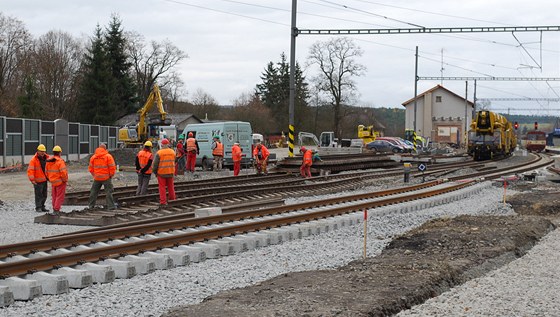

{"left": 186, "top": 138, "right": 197, "bottom": 153}
{"left": 212, "top": 141, "right": 224, "bottom": 156}
{"left": 303, "top": 150, "right": 313, "bottom": 166}
{"left": 46, "top": 156, "right": 68, "bottom": 187}
{"left": 27, "top": 153, "right": 49, "bottom": 183}
{"left": 89, "top": 148, "right": 116, "bottom": 181}
{"left": 137, "top": 149, "right": 153, "bottom": 174}
{"left": 232, "top": 145, "right": 242, "bottom": 162}
{"left": 156, "top": 148, "right": 176, "bottom": 176}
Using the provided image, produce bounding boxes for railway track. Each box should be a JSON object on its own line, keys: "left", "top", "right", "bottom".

{"left": 0, "top": 153, "right": 551, "bottom": 303}
{"left": 35, "top": 159, "right": 487, "bottom": 226}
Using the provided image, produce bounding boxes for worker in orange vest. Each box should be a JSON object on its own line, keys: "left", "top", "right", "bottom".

{"left": 27, "top": 144, "right": 50, "bottom": 212}
{"left": 135, "top": 141, "right": 154, "bottom": 196}
{"left": 88, "top": 143, "right": 117, "bottom": 210}
{"left": 211, "top": 135, "right": 224, "bottom": 171}
{"left": 232, "top": 142, "right": 243, "bottom": 176}
{"left": 185, "top": 132, "right": 199, "bottom": 173}
{"left": 252, "top": 143, "right": 270, "bottom": 175}
{"left": 300, "top": 146, "right": 313, "bottom": 178}
{"left": 152, "top": 138, "right": 176, "bottom": 206}
{"left": 46, "top": 145, "right": 68, "bottom": 213}
{"left": 175, "top": 134, "right": 186, "bottom": 175}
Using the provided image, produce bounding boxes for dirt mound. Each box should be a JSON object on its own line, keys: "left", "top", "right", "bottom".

{"left": 164, "top": 214, "right": 553, "bottom": 317}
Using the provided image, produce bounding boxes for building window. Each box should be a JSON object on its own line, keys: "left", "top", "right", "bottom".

{"left": 435, "top": 96, "right": 442, "bottom": 102}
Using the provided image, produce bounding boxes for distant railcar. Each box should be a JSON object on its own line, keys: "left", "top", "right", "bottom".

{"left": 467, "top": 110, "right": 517, "bottom": 161}
{"left": 525, "top": 130, "right": 546, "bottom": 152}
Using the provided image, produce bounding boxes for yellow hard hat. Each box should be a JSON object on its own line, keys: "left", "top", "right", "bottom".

{"left": 37, "top": 144, "right": 46, "bottom": 152}
{"left": 53, "top": 145, "right": 62, "bottom": 152}
{"left": 144, "top": 141, "right": 153, "bottom": 147}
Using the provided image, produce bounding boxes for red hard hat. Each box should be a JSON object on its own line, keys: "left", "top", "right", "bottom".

{"left": 300, "top": 146, "right": 306, "bottom": 152}
{"left": 188, "top": 132, "right": 193, "bottom": 137}
{"left": 161, "top": 138, "right": 170, "bottom": 145}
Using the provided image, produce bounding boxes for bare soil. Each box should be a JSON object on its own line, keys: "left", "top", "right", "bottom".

{"left": 164, "top": 181, "right": 559, "bottom": 317}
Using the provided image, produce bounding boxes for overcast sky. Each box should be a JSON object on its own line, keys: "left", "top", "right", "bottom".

{"left": 2, "top": 0, "right": 560, "bottom": 114}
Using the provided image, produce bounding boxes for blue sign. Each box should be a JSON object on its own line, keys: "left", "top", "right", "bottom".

{"left": 418, "top": 163, "right": 427, "bottom": 172}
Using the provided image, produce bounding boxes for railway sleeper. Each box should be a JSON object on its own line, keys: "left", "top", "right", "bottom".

{"left": 0, "top": 286, "right": 14, "bottom": 307}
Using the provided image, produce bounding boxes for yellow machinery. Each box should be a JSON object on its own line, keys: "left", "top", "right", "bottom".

{"left": 468, "top": 110, "right": 516, "bottom": 160}
{"left": 357, "top": 124, "right": 377, "bottom": 144}
{"left": 118, "top": 84, "right": 172, "bottom": 147}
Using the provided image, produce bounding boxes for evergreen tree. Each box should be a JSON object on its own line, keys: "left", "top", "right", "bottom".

{"left": 104, "top": 15, "right": 137, "bottom": 117}
{"left": 76, "top": 25, "right": 115, "bottom": 125}
{"left": 18, "top": 76, "right": 42, "bottom": 118}
{"left": 256, "top": 53, "right": 309, "bottom": 132}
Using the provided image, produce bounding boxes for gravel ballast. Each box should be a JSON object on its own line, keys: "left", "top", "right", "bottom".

{"left": 1, "top": 181, "right": 550, "bottom": 317}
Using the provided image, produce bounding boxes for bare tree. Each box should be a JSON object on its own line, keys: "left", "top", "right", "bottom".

{"left": 307, "top": 37, "right": 366, "bottom": 138}
{"left": 33, "top": 30, "right": 83, "bottom": 120}
{"left": 159, "top": 71, "right": 186, "bottom": 112}
{"left": 0, "top": 13, "right": 32, "bottom": 116}
{"left": 126, "top": 31, "right": 188, "bottom": 102}
{"left": 229, "top": 92, "right": 275, "bottom": 134}
{"left": 189, "top": 88, "right": 220, "bottom": 120}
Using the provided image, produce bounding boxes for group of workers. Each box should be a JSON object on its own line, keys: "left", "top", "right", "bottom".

{"left": 28, "top": 135, "right": 316, "bottom": 213}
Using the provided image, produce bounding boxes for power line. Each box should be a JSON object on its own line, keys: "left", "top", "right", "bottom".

{"left": 418, "top": 76, "right": 560, "bottom": 81}
{"left": 298, "top": 25, "right": 560, "bottom": 35}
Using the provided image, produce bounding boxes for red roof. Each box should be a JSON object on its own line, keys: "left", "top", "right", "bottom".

{"left": 401, "top": 84, "right": 474, "bottom": 107}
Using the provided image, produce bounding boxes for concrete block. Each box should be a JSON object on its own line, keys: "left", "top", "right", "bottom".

{"left": 138, "top": 251, "right": 173, "bottom": 269}
{"left": 26, "top": 272, "right": 68, "bottom": 295}
{"left": 0, "top": 277, "right": 42, "bottom": 300}
{"left": 3, "top": 255, "right": 30, "bottom": 263}
{"left": 206, "top": 240, "right": 234, "bottom": 256}
{"left": 74, "top": 263, "right": 115, "bottom": 284}
{"left": 98, "top": 259, "right": 136, "bottom": 279}
{"left": 124, "top": 236, "right": 144, "bottom": 243}
{"left": 106, "top": 239, "right": 128, "bottom": 246}
{"left": 268, "top": 228, "right": 291, "bottom": 242}
{"left": 51, "top": 267, "right": 92, "bottom": 288}
{"left": 160, "top": 248, "right": 190, "bottom": 266}
{"left": 220, "top": 237, "right": 248, "bottom": 253}
{"left": 174, "top": 245, "right": 206, "bottom": 262}
{"left": 245, "top": 232, "right": 270, "bottom": 248}
{"left": 194, "top": 207, "right": 222, "bottom": 218}
{"left": 234, "top": 235, "right": 257, "bottom": 250}
{"left": 48, "top": 248, "right": 73, "bottom": 256}
{"left": 121, "top": 255, "right": 155, "bottom": 274}
{"left": 91, "top": 242, "right": 112, "bottom": 248}
{"left": 69, "top": 245, "right": 93, "bottom": 252}
{"left": 0, "top": 286, "right": 14, "bottom": 307}
{"left": 285, "top": 226, "right": 302, "bottom": 240}
{"left": 261, "top": 230, "right": 282, "bottom": 245}
{"left": 192, "top": 242, "right": 221, "bottom": 258}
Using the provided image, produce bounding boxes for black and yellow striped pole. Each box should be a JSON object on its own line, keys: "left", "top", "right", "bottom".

{"left": 288, "top": 0, "right": 297, "bottom": 158}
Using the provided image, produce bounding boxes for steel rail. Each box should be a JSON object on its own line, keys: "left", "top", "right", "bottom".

{"left": 0, "top": 180, "right": 474, "bottom": 277}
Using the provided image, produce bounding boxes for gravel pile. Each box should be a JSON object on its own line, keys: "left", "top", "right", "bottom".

{"left": 0, "top": 181, "right": 531, "bottom": 317}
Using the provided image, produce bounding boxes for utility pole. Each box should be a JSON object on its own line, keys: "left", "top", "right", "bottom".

{"left": 288, "top": 0, "right": 298, "bottom": 158}
{"left": 464, "top": 81, "right": 468, "bottom": 147}
{"left": 413, "top": 46, "right": 418, "bottom": 132}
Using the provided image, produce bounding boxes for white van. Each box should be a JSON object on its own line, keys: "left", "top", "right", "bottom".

{"left": 183, "top": 121, "right": 252, "bottom": 170}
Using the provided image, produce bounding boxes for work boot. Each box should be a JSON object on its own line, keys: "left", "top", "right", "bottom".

{"left": 35, "top": 207, "right": 43, "bottom": 212}
{"left": 41, "top": 207, "right": 49, "bottom": 212}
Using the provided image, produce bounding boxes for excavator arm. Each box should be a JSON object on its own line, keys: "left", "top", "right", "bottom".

{"left": 137, "top": 84, "right": 170, "bottom": 141}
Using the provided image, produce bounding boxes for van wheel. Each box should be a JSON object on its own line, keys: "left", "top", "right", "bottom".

{"left": 202, "top": 158, "right": 212, "bottom": 171}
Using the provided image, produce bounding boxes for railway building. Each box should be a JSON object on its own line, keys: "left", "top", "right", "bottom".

{"left": 402, "top": 85, "right": 474, "bottom": 147}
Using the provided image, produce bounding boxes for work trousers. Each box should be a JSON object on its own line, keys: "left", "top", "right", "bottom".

{"left": 88, "top": 179, "right": 115, "bottom": 209}
{"left": 51, "top": 183, "right": 66, "bottom": 212}
{"left": 157, "top": 175, "right": 176, "bottom": 205}
{"left": 233, "top": 161, "right": 241, "bottom": 176}
{"left": 256, "top": 160, "right": 268, "bottom": 175}
{"left": 300, "top": 164, "right": 312, "bottom": 178}
{"left": 175, "top": 156, "right": 186, "bottom": 175}
{"left": 186, "top": 152, "right": 197, "bottom": 172}
{"left": 213, "top": 156, "right": 223, "bottom": 171}
{"left": 136, "top": 173, "right": 151, "bottom": 196}
{"left": 33, "top": 181, "right": 48, "bottom": 210}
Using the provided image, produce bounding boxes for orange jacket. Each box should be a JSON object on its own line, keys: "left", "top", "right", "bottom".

{"left": 46, "top": 156, "right": 68, "bottom": 187}
{"left": 89, "top": 147, "right": 116, "bottom": 181}
{"left": 27, "top": 153, "right": 49, "bottom": 183}
{"left": 137, "top": 149, "right": 153, "bottom": 174}
{"left": 153, "top": 147, "right": 176, "bottom": 177}
{"left": 186, "top": 137, "right": 198, "bottom": 153}
{"left": 232, "top": 144, "right": 242, "bottom": 162}
{"left": 212, "top": 141, "right": 224, "bottom": 156}
{"left": 253, "top": 145, "right": 269, "bottom": 161}
{"left": 303, "top": 149, "right": 313, "bottom": 166}
{"left": 176, "top": 141, "right": 185, "bottom": 158}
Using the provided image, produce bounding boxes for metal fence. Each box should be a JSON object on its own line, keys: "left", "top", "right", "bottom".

{"left": 0, "top": 116, "right": 118, "bottom": 168}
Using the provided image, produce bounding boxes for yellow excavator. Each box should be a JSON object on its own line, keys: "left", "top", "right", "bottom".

{"left": 118, "top": 84, "right": 172, "bottom": 147}
{"left": 357, "top": 124, "right": 377, "bottom": 144}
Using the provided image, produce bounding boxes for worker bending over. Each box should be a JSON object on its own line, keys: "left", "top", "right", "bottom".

{"left": 300, "top": 146, "right": 313, "bottom": 178}
{"left": 153, "top": 138, "right": 176, "bottom": 206}
{"left": 253, "top": 143, "right": 269, "bottom": 175}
